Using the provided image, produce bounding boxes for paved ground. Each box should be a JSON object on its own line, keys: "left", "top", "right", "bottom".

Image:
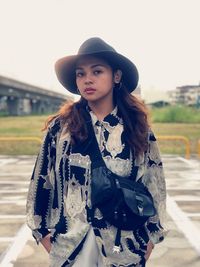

{"left": 0, "top": 155, "right": 200, "bottom": 267}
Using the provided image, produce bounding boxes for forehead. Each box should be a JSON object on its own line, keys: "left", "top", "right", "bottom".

{"left": 76, "top": 55, "right": 111, "bottom": 69}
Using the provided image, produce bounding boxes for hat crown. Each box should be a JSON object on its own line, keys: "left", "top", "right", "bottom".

{"left": 78, "top": 37, "right": 116, "bottom": 55}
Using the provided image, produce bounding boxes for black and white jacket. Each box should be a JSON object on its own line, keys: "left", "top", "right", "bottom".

{"left": 26, "top": 107, "right": 167, "bottom": 267}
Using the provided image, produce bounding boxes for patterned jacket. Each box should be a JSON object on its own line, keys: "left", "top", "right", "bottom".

{"left": 26, "top": 107, "right": 167, "bottom": 267}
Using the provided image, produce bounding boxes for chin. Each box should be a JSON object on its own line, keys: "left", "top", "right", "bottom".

{"left": 84, "top": 95, "right": 99, "bottom": 101}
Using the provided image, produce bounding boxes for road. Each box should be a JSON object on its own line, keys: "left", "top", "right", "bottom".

{"left": 0, "top": 155, "right": 200, "bottom": 267}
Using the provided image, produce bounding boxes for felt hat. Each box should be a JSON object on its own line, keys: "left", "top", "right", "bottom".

{"left": 55, "top": 37, "right": 139, "bottom": 94}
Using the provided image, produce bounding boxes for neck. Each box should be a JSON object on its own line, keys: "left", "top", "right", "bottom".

{"left": 88, "top": 99, "right": 115, "bottom": 121}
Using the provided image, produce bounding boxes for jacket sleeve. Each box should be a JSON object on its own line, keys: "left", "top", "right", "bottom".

{"left": 142, "top": 131, "right": 168, "bottom": 244}
{"left": 26, "top": 124, "right": 58, "bottom": 244}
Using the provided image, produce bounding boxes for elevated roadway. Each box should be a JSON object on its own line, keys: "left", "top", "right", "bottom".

{"left": 0, "top": 76, "right": 73, "bottom": 115}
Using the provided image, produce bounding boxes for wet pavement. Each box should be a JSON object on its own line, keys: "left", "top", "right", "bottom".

{"left": 0, "top": 155, "right": 200, "bottom": 267}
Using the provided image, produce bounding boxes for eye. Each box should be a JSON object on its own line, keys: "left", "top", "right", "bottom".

{"left": 93, "top": 70, "right": 102, "bottom": 75}
{"left": 76, "top": 71, "right": 84, "bottom": 78}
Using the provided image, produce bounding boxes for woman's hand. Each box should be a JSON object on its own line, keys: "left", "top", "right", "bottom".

{"left": 144, "top": 240, "right": 155, "bottom": 261}
{"left": 41, "top": 233, "right": 52, "bottom": 253}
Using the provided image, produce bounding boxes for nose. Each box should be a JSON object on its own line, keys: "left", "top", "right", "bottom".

{"left": 84, "top": 73, "right": 93, "bottom": 85}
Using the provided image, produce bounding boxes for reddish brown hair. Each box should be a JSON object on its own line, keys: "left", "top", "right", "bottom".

{"left": 45, "top": 85, "right": 149, "bottom": 157}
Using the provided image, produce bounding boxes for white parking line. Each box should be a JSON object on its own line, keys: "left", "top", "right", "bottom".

{"left": 1, "top": 196, "right": 25, "bottom": 200}
{"left": 173, "top": 197, "right": 200, "bottom": 201}
{"left": 166, "top": 156, "right": 200, "bottom": 255}
{"left": 0, "top": 181, "right": 29, "bottom": 184}
{"left": 0, "top": 155, "right": 199, "bottom": 265}
{"left": 0, "top": 189, "right": 28, "bottom": 193}
{"left": 177, "top": 157, "right": 200, "bottom": 168}
{"left": 0, "top": 173, "right": 31, "bottom": 177}
{"left": 0, "top": 159, "right": 19, "bottom": 167}
{"left": 167, "top": 188, "right": 200, "bottom": 190}
{"left": 166, "top": 176, "right": 200, "bottom": 180}
{"left": 0, "top": 224, "right": 31, "bottom": 267}
{"left": 0, "top": 200, "right": 26, "bottom": 204}
{"left": 0, "top": 215, "right": 25, "bottom": 219}
{"left": 167, "top": 195, "right": 200, "bottom": 255}
{"left": 0, "top": 157, "right": 32, "bottom": 266}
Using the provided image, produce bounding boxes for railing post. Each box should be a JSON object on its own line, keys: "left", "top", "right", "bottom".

{"left": 198, "top": 140, "right": 200, "bottom": 158}
{"left": 157, "top": 136, "right": 191, "bottom": 159}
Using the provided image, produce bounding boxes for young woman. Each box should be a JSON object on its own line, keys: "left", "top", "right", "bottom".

{"left": 26, "top": 37, "right": 167, "bottom": 267}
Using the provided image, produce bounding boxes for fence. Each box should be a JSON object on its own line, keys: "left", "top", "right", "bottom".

{"left": 155, "top": 136, "right": 190, "bottom": 159}
{"left": 0, "top": 136, "right": 198, "bottom": 159}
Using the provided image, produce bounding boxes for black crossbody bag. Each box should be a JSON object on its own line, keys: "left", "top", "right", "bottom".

{"left": 85, "top": 119, "right": 156, "bottom": 252}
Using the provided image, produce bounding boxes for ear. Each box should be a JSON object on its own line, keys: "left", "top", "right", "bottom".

{"left": 114, "top": 70, "right": 122, "bottom": 83}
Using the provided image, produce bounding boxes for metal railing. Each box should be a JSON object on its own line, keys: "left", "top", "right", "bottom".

{"left": 157, "top": 135, "right": 191, "bottom": 159}
{"left": 0, "top": 136, "right": 198, "bottom": 159}
{"left": 0, "top": 137, "right": 42, "bottom": 144}
{"left": 198, "top": 139, "right": 200, "bottom": 158}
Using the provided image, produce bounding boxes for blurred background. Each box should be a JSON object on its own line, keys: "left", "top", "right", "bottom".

{"left": 0, "top": 0, "right": 200, "bottom": 266}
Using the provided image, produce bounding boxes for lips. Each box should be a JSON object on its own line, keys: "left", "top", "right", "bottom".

{"left": 84, "top": 88, "right": 96, "bottom": 93}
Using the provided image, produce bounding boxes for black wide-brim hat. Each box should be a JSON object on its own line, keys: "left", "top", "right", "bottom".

{"left": 55, "top": 37, "right": 139, "bottom": 94}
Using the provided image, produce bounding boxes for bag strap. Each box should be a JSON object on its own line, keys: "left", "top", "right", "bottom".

{"left": 85, "top": 116, "right": 139, "bottom": 252}
{"left": 85, "top": 119, "right": 106, "bottom": 168}
{"left": 85, "top": 117, "right": 139, "bottom": 180}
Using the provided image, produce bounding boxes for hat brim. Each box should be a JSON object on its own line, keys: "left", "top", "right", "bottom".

{"left": 55, "top": 51, "right": 139, "bottom": 94}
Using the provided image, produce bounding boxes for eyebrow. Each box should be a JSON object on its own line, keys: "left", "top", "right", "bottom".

{"left": 75, "top": 64, "right": 107, "bottom": 70}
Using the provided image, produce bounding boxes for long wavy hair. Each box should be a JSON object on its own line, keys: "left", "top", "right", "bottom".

{"left": 45, "top": 83, "right": 150, "bottom": 157}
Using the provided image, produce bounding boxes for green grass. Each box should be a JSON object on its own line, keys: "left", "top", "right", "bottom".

{"left": 0, "top": 115, "right": 47, "bottom": 136}
{"left": 0, "top": 115, "right": 48, "bottom": 155}
{"left": 151, "top": 105, "right": 200, "bottom": 123}
{"left": 150, "top": 105, "right": 200, "bottom": 156}
{"left": 152, "top": 123, "right": 200, "bottom": 156}
{"left": 0, "top": 115, "right": 200, "bottom": 156}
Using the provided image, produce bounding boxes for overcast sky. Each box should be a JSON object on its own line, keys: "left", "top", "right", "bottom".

{"left": 0, "top": 0, "right": 200, "bottom": 101}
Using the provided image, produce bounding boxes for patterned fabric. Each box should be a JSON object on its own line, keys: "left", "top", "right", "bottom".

{"left": 26, "top": 106, "right": 167, "bottom": 267}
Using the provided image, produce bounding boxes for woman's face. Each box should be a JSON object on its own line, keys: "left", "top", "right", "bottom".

{"left": 75, "top": 55, "right": 121, "bottom": 105}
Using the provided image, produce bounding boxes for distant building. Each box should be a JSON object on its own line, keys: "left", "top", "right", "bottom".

{"left": 168, "top": 84, "right": 200, "bottom": 106}
{"left": 147, "top": 100, "right": 170, "bottom": 108}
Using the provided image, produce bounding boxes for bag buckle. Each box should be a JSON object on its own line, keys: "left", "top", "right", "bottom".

{"left": 115, "top": 179, "right": 120, "bottom": 189}
{"left": 137, "top": 204, "right": 144, "bottom": 216}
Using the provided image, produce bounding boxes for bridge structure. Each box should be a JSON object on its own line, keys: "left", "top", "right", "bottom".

{"left": 0, "top": 75, "right": 73, "bottom": 115}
